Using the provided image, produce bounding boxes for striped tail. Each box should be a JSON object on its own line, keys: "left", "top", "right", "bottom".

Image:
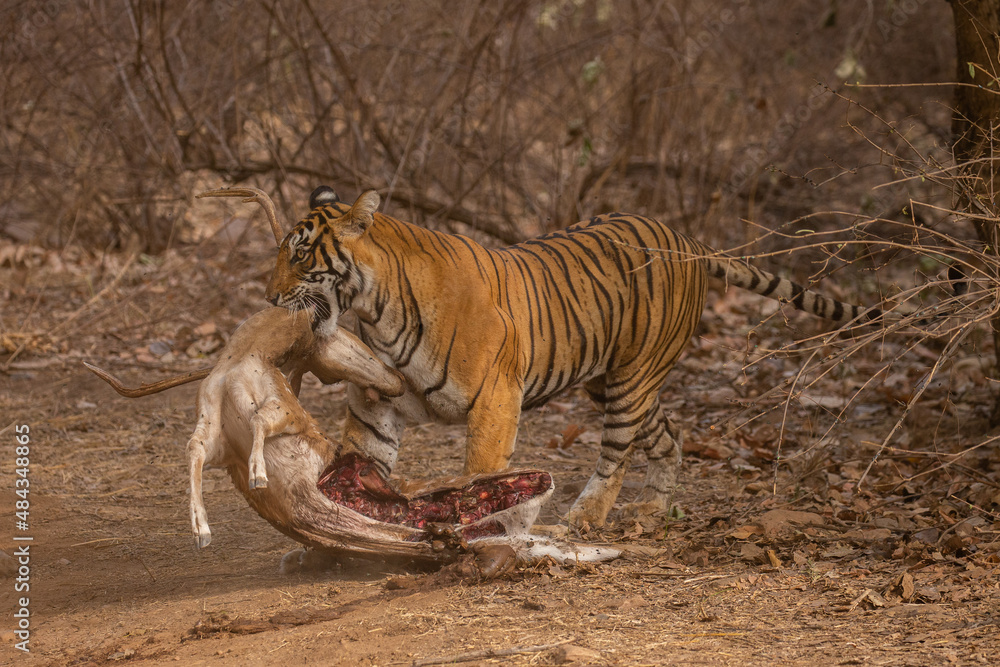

{"left": 703, "top": 256, "right": 885, "bottom": 324}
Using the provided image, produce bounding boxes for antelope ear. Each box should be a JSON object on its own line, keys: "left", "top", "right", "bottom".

{"left": 347, "top": 190, "right": 380, "bottom": 234}
{"left": 309, "top": 185, "right": 340, "bottom": 209}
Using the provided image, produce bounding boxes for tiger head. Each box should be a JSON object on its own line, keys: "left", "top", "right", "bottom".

{"left": 265, "top": 187, "right": 381, "bottom": 328}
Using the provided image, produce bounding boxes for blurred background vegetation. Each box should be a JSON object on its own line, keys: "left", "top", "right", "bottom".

{"left": 0, "top": 0, "right": 957, "bottom": 258}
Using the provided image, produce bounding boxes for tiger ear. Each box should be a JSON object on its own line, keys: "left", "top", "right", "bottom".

{"left": 344, "top": 189, "right": 380, "bottom": 236}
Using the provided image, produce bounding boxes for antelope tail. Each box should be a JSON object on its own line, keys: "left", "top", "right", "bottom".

{"left": 84, "top": 362, "right": 211, "bottom": 398}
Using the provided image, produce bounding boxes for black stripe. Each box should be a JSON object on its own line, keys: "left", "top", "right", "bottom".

{"left": 347, "top": 408, "right": 395, "bottom": 445}
{"left": 791, "top": 284, "right": 806, "bottom": 311}
{"left": 831, "top": 300, "right": 844, "bottom": 321}
{"left": 759, "top": 275, "right": 783, "bottom": 296}
{"left": 423, "top": 328, "right": 458, "bottom": 397}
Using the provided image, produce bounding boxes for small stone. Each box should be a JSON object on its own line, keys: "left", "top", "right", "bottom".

{"left": 148, "top": 340, "right": 172, "bottom": 356}
{"left": 556, "top": 645, "right": 602, "bottom": 664}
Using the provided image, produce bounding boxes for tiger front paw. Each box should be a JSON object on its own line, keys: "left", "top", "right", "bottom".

{"left": 566, "top": 472, "right": 622, "bottom": 528}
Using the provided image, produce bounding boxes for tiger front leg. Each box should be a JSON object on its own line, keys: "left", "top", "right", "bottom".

{"left": 341, "top": 383, "right": 411, "bottom": 477}
{"left": 308, "top": 326, "right": 406, "bottom": 399}
{"left": 463, "top": 378, "right": 523, "bottom": 474}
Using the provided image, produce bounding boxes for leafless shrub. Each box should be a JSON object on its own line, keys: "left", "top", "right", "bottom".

{"left": 709, "top": 84, "right": 999, "bottom": 492}
{"left": 0, "top": 1, "right": 955, "bottom": 258}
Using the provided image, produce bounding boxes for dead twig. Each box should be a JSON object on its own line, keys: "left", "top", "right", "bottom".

{"left": 402, "top": 637, "right": 577, "bottom": 667}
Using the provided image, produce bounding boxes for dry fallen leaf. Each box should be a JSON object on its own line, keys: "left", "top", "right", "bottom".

{"left": 756, "top": 509, "right": 825, "bottom": 538}
{"left": 888, "top": 571, "right": 915, "bottom": 601}
{"left": 821, "top": 545, "right": 857, "bottom": 559}
{"left": 624, "top": 521, "right": 644, "bottom": 540}
{"left": 729, "top": 524, "right": 762, "bottom": 540}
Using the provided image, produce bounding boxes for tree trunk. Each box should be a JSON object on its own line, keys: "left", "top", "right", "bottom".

{"left": 949, "top": 0, "right": 1000, "bottom": 424}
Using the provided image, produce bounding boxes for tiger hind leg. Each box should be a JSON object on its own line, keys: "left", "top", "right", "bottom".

{"left": 622, "top": 406, "right": 683, "bottom": 518}
{"left": 567, "top": 376, "right": 653, "bottom": 528}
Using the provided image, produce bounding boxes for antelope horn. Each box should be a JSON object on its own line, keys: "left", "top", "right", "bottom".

{"left": 84, "top": 362, "right": 211, "bottom": 398}
{"left": 196, "top": 186, "right": 285, "bottom": 246}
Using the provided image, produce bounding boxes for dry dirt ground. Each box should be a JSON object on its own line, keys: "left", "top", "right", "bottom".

{"left": 2, "top": 235, "right": 999, "bottom": 666}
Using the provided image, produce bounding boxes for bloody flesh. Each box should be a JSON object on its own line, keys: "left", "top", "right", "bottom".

{"left": 317, "top": 453, "right": 551, "bottom": 533}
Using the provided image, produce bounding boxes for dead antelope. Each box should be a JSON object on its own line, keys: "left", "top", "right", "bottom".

{"left": 87, "top": 306, "right": 406, "bottom": 547}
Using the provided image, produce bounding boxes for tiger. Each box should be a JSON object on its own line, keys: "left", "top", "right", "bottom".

{"left": 265, "top": 186, "right": 894, "bottom": 528}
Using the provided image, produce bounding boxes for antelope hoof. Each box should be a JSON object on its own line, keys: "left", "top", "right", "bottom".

{"left": 473, "top": 543, "right": 517, "bottom": 579}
